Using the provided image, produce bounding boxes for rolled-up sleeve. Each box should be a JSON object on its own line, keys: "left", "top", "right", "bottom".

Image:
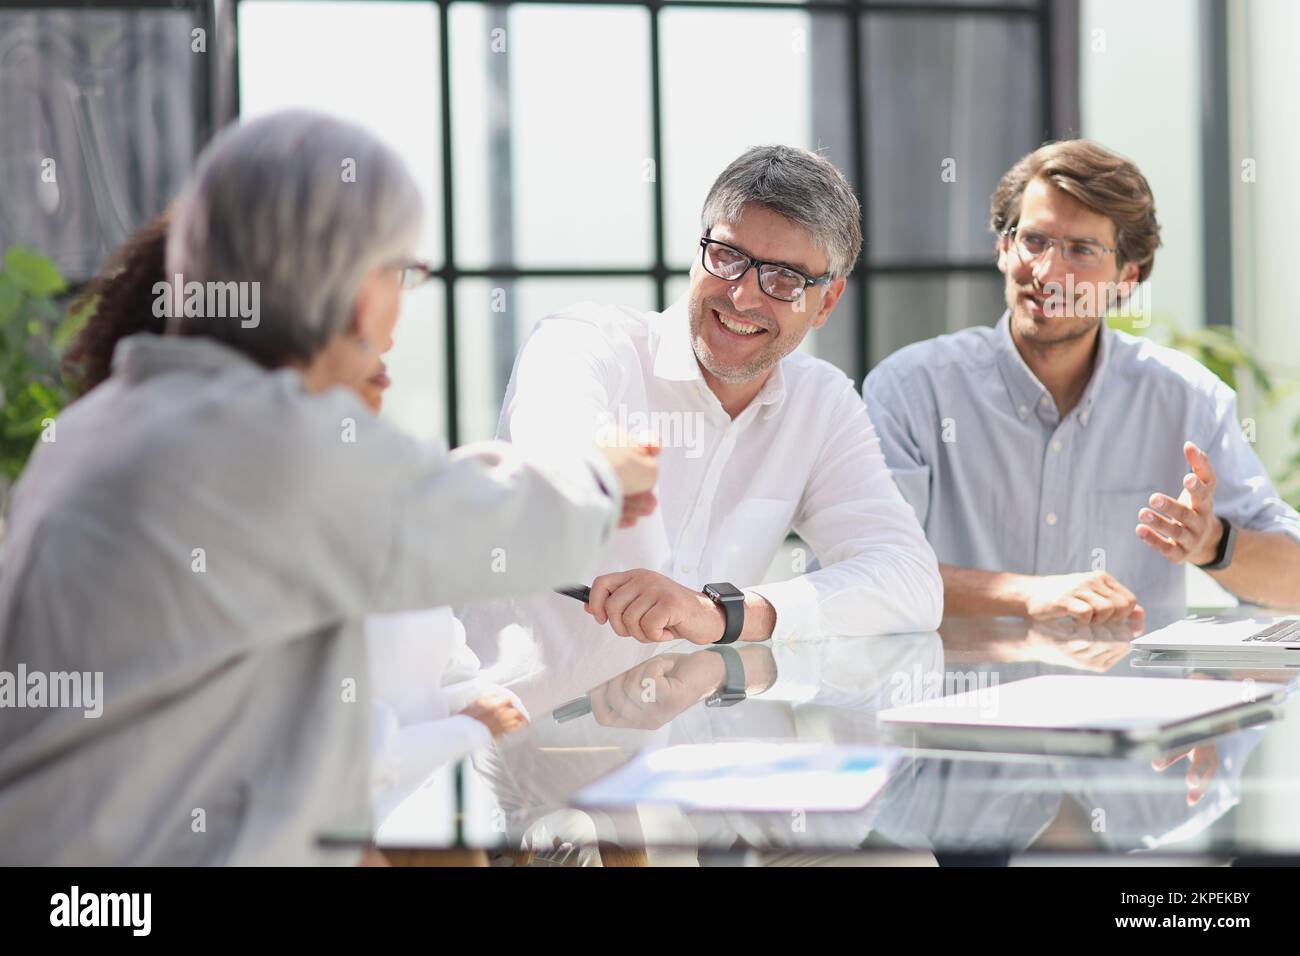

{"left": 1207, "top": 386, "right": 1300, "bottom": 543}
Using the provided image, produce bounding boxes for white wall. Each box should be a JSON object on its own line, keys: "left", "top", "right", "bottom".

{"left": 1229, "top": 0, "right": 1300, "bottom": 480}
{"left": 1226, "top": 0, "right": 1300, "bottom": 851}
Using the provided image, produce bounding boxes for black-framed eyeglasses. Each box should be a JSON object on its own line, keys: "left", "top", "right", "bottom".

{"left": 699, "top": 237, "right": 831, "bottom": 303}
{"left": 1002, "top": 225, "right": 1120, "bottom": 268}
{"left": 395, "top": 259, "right": 437, "bottom": 290}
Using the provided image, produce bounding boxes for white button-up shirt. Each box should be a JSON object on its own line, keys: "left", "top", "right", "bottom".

{"left": 463, "top": 298, "right": 942, "bottom": 701}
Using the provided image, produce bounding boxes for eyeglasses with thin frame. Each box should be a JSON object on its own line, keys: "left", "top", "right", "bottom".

{"left": 395, "top": 259, "right": 437, "bottom": 291}
{"left": 699, "top": 236, "right": 831, "bottom": 303}
{"left": 1002, "top": 225, "right": 1120, "bottom": 268}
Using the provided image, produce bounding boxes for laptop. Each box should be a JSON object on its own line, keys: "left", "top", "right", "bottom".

{"left": 1132, "top": 613, "right": 1300, "bottom": 666}
{"left": 878, "top": 675, "right": 1287, "bottom": 757}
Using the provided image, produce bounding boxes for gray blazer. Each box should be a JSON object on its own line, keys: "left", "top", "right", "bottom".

{"left": 0, "top": 333, "right": 618, "bottom": 864}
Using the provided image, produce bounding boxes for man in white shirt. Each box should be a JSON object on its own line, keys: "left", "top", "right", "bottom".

{"left": 464, "top": 146, "right": 942, "bottom": 698}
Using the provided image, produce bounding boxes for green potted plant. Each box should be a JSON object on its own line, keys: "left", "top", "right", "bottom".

{"left": 0, "top": 246, "right": 77, "bottom": 534}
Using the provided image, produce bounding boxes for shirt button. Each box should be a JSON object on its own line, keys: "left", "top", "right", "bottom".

{"left": 1017, "top": 404, "right": 1028, "bottom": 418}
{"left": 1051, "top": 439, "right": 1063, "bottom": 453}
{"left": 1039, "top": 396, "right": 1050, "bottom": 407}
{"left": 679, "top": 564, "right": 691, "bottom": 573}
{"left": 1045, "top": 512, "right": 1058, "bottom": 526}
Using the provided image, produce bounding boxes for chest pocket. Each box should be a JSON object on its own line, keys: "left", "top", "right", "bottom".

{"left": 1088, "top": 487, "right": 1179, "bottom": 605}
{"left": 714, "top": 498, "right": 800, "bottom": 584}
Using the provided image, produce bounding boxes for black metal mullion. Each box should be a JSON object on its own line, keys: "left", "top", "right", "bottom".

{"left": 1199, "top": 0, "right": 1232, "bottom": 326}
{"left": 226, "top": 0, "right": 241, "bottom": 125}
{"left": 849, "top": 0, "right": 869, "bottom": 385}
{"left": 50, "top": 0, "right": 1046, "bottom": 13}
{"left": 467, "top": 0, "right": 1039, "bottom": 13}
{"left": 438, "top": 1, "right": 459, "bottom": 448}
{"left": 435, "top": 0, "right": 466, "bottom": 849}
{"left": 648, "top": 2, "right": 667, "bottom": 310}
{"left": 169, "top": 0, "right": 1043, "bottom": 11}
{"left": 191, "top": 1, "right": 211, "bottom": 150}
{"left": 442, "top": 261, "right": 994, "bottom": 279}
{"left": 1037, "top": 0, "right": 1053, "bottom": 144}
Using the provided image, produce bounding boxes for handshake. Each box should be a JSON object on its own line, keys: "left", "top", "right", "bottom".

{"left": 595, "top": 433, "right": 662, "bottom": 529}
{"left": 579, "top": 432, "right": 758, "bottom": 646}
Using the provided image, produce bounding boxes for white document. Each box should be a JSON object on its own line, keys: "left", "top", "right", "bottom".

{"left": 574, "top": 742, "right": 899, "bottom": 812}
{"left": 879, "top": 675, "right": 1285, "bottom": 732}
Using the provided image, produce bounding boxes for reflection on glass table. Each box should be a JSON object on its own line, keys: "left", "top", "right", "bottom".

{"left": 325, "top": 607, "right": 1299, "bottom": 863}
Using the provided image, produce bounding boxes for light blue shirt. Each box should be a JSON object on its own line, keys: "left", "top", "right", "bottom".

{"left": 864, "top": 314, "right": 1300, "bottom": 609}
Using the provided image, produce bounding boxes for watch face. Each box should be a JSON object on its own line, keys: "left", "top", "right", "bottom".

{"left": 705, "top": 691, "right": 745, "bottom": 708}
{"left": 706, "top": 582, "right": 744, "bottom": 602}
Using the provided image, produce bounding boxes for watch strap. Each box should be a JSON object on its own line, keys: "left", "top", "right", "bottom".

{"left": 1196, "top": 516, "right": 1237, "bottom": 571}
{"left": 705, "top": 645, "right": 746, "bottom": 706}
{"left": 704, "top": 582, "right": 745, "bottom": 644}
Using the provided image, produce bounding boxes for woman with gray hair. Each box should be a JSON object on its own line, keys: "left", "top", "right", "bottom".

{"left": 0, "top": 110, "right": 658, "bottom": 865}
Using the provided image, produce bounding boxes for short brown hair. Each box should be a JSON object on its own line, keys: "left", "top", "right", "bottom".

{"left": 990, "top": 139, "right": 1162, "bottom": 282}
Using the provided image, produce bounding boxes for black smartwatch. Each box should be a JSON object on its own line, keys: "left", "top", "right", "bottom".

{"left": 1196, "top": 516, "right": 1238, "bottom": 571}
{"left": 703, "top": 582, "right": 745, "bottom": 645}
{"left": 704, "top": 645, "right": 747, "bottom": 707}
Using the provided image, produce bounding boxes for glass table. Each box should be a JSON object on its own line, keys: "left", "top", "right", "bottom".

{"left": 335, "top": 606, "right": 1300, "bottom": 865}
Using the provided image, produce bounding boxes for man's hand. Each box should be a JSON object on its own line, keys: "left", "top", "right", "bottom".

{"left": 585, "top": 569, "right": 727, "bottom": 645}
{"left": 1018, "top": 570, "right": 1145, "bottom": 624}
{"left": 597, "top": 437, "right": 660, "bottom": 527}
{"left": 1024, "top": 618, "right": 1139, "bottom": 671}
{"left": 1137, "top": 441, "right": 1223, "bottom": 566}
{"left": 1153, "top": 742, "right": 1219, "bottom": 807}
{"left": 587, "top": 653, "right": 726, "bottom": 729}
{"left": 460, "top": 694, "right": 528, "bottom": 738}
{"left": 618, "top": 490, "right": 658, "bottom": 529}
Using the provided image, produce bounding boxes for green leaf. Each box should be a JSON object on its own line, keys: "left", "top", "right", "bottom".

{"left": 0, "top": 275, "right": 19, "bottom": 322}
{"left": 55, "top": 292, "right": 96, "bottom": 350}
{"left": 3, "top": 246, "right": 66, "bottom": 296}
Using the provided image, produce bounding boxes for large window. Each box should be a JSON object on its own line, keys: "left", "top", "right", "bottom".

{"left": 237, "top": 0, "right": 1053, "bottom": 445}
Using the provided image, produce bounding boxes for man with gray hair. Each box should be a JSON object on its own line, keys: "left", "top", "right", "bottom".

{"left": 0, "top": 110, "right": 657, "bottom": 865}
{"left": 464, "top": 146, "right": 942, "bottom": 705}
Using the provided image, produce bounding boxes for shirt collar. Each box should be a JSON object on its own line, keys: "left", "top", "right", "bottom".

{"left": 994, "top": 311, "right": 1111, "bottom": 428}
{"left": 112, "top": 332, "right": 265, "bottom": 383}
{"left": 651, "top": 296, "right": 788, "bottom": 420}
{"left": 651, "top": 297, "right": 701, "bottom": 383}
{"left": 754, "top": 361, "right": 787, "bottom": 420}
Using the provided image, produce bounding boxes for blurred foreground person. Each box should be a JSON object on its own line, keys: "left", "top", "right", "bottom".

{"left": 62, "top": 230, "right": 532, "bottom": 846}
{"left": 0, "top": 110, "right": 656, "bottom": 864}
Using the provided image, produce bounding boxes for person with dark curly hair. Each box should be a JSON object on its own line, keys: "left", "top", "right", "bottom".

{"left": 62, "top": 212, "right": 170, "bottom": 398}
{"left": 63, "top": 209, "right": 393, "bottom": 412}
